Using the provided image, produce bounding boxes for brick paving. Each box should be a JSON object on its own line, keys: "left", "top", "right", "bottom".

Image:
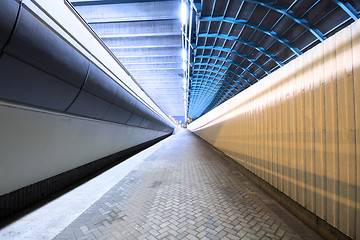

{"left": 54, "top": 130, "right": 321, "bottom": 240}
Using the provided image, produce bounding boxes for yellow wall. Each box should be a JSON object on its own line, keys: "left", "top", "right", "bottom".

{"left": 189, "top": 19, "right": 360, "bottom": 239}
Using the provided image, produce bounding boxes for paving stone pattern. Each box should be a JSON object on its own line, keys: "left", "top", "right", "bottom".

{"left": 55, "top": 130, "right": 321, "bottom": 240}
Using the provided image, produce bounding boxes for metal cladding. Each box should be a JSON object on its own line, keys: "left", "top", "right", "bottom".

{"left": 0, "top": 0, "right": 19, "bottom": 54}
{"left": 0, "top": 0, "right": 173, "bottom": 133}
{"left": 188, "top": 0, "right": 360, "bottom": 120}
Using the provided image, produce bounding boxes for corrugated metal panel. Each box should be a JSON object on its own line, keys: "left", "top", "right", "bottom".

{"left": 189, "top": 19, "right": 360, "bottom": 239}
{"left": 353, "top": 16, "right": 360, "bottom": 239}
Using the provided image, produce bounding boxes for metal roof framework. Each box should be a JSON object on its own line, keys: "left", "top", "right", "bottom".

{"left": 188, "top": 0, "right": 360, "bottom": 120}
{"left": 69, "top": 0, "right": 359, "bottom": 122}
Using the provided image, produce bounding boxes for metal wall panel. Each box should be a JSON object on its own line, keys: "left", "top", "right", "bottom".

{"left": 133, "top": 100, "right": 151, "bottom": 118}
{"left": 147, "top": 121, "right": 161, "bottom": 131}
{"left": 139, "top": 118, "right": 151, "bottom": 129}
{"left": 0, "top": 54, "right": 79, "bottom": 110}
{"left": 4, "top": 7, "right": 89, "bottom": 88}
{"left": 0, "top": 101, "right": 168, "bottom": 197}
{"left": 67, "top": 91, "right": 112, "bottom": 119}
{"left": 0, "top": 0, "right": 19, "bottom": 53}
{"left": 0, "top": 4, "right": 89, "bottom": 112}
{"left": 103, "top": 105, "right": 132, "bottom": 124}
{"left": 112, "top": 85, "right": 137, "bottom": 112}
{"left": 126, "top": 113, "right": 144, "bottom": 127}
{"left": 83, "top": 62, "right": 117, "bottom": 102}
{"left": 189, "top": 20, "right": 360, "bottom": 240}
{"left": 0, "top": 0, "right": 173, "bottom": 133}
{"left": 352, "top": 18, "right": 360, "bottom": 240}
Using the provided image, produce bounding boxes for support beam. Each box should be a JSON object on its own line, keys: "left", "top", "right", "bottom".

{"left": 241, "top": 0, "right": 326, "bottom": 41}
{"left": 196, "top": 45, "right": 270, "bottom": 74}
{"left": 332, "top": 0, "right": 359, "bottom": 21}
{"left": 195, "top": 55, "right": 260, "bottom": 81}
{"left": 193, "top": 62, "right": 253, "bottom": 85}
{"left": 198, "top": 33, "right": 284, "bottom": 66}
{"left": 192, "top": 71, "right": 246, "bottom": 88}
{"left": 200, "top": 16, "right": 302, "bottom": 56}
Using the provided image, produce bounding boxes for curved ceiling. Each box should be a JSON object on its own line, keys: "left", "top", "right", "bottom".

{"left": 188, "top": 0, "right": 360, "bottom": 120}
{"left": 71, "top": 0, "right": 359, "bottom": 124}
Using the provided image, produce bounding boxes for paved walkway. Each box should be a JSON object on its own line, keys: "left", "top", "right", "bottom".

{"left": 52, "top": 130, "right": 321, "bottom": 240}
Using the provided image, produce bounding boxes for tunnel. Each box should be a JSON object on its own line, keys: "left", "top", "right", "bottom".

{"left": 0, "top": 0, "right": 359, "bottom": 239}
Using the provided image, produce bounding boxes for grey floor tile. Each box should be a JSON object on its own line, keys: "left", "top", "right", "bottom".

{"left": 53, "top": 130, "right": 321, "bottom": 240}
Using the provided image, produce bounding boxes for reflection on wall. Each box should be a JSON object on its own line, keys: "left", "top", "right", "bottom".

{"left": 189, "top": 20, "right": 360, "bottom": 240}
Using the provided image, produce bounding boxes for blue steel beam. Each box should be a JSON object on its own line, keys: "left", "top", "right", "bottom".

{"left": 190, "top": 76, "right": 238, "bottom": 102}
{"left": 332, "top": 0, "right": 359, "bottom": 20}
{"left": 200, "top": 101, "right": 221, "bottom": 116}
{"left": 194, "top": 62, "right": 252, "bottom": 85}
{"left": 192, "top": 71, "right": 246, "bottom": 88}
{"left": 192, "top": 69, "right": 245, "bottom": 86}
{"left": 212, "top": 92, "right": 232, "bottom": 106}
{"left": 193, "top": 0, "right": 232, "bottom": 106}
{"left": 189, "top": 99, "right": 214, "bottom": 108}
{"left": 191, "top": 73, "right": 242, "bottom": 104}
{"left": 198, "top": 33, "right": 284, "bottom": 66}
{"left": 190, "top": 91, "right": 235, "bottom": 104}
{"left": 189, "top": 0, "right": 217, "bottom": 117}
{"left": 191, "top": 84, "right": 232, "bottom": 92}
{"left": 191, "top": 74, "right": 242, "bottom": 92}
{"left": 217, "top": 87, "right": 234, "bottom": 103}
{"left": 190, "top": 89, "right": 218, "bottom": 95}
{"left": 190, "top": 92, "right": 224, "bottom": 106}
{"left": 195, "top": 55, "right": 260, "bottom": 80}
{"left": 192, "top": 70, "right": 243, "bottom": 87}
{"left": 189, "top": 96, "right": 224, "bottom": 111}
{"left": 190, "top": 91, "right": 217, "bottom": 98}
{"left": 193, "top": 74, "right": 246, "bottom": 89}
{"left": 189, "top": 103, "right": 211, "bottom": 118}
{"left": 189, "top": 103, "right": 215, "bottom": 114}
{"left": 199, "top": 16, "right": 302, "bottom": 56}
{"left": 196, "top": 45, "right": 271, "bottom": 74}
{"left": 190, "top": 79, "right": 239, "bottom": 97}
{"left": 241, "top": 0, "right": 326, "bottom": 41}
{"left": 190, "top": 0, "right": 233, "bottom": 118}
{"left": 190, "top": 89, "right": 222, "bottom": 98}
{"left": 191, "top": 81, "right": 239, "bottom": 95}
{"left": 189, "top": 91, "right": 223, "bottom": 107}
{"left": 196, "top": 46, "right": 270, "bottom": 75}
{"left": 189, "top": 103, "right": 215, "bottom": 117}
{"left": 190, "top": 76, "right": 240, "bottom": 101}
{"left": 193, "top": 0, "right": 245, "bottom": 114}
{"left": 224, "top": 1, "right": 289, "bottom": 73}
{"left": 189, "top": 92, "right": 223, "bottom": 103}
{"left": 190, "top": 79, "right": 234, "bottom": 92}
{"left": 191, "top": 71, "right": 242, "bottom": 88}
{"left": 191, "top": 88, "right": 237, "bottom": 100}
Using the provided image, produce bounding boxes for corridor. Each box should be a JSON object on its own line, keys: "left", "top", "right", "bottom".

{"left": 0, "top": 0, "right": 359, "bottom": 239}
{"left": 1, "top": 130, "right": 321, "bottom": 239}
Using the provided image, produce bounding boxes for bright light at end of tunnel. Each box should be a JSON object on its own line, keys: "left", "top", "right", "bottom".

{"left": 182, "top": 62, "right": 187, "bottom": 70}
{"left": 182, "top": 48, "right": 187, "bottom": 60}
{"left": 181, "top": 2, "right": 187, "bottom": 25}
